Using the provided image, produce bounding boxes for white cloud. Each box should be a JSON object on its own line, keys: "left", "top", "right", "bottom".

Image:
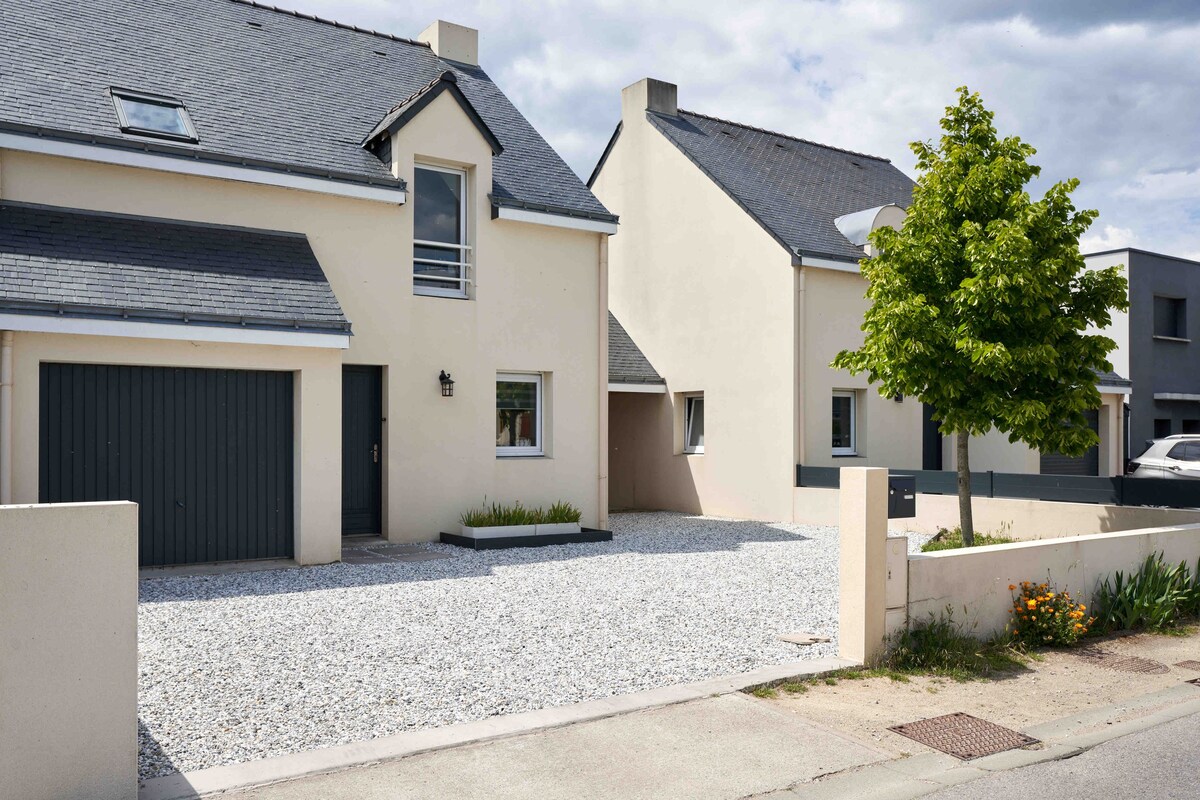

{"left": 1115, "top": 169, "right": 1200, "bottom": 201}
{"left": 1080, "top": 225, "right": 1139, "bottom": 253}
{"left": 295, "top": 0, "right": 1200, "bottom": 257}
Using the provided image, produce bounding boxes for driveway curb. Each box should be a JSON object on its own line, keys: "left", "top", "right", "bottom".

{"left": 138, "top": 656, "right": 857, "bottom": 800}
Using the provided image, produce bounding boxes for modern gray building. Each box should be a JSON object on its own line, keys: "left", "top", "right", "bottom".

{"left": 1086, "top": 248, "right": 1200, "bottom": 462}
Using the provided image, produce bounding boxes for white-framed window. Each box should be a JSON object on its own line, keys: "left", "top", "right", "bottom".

{"left": 684, "top": 394, "right": 705, "bottom": 454}
{"left": 109, "top": 88, "right": 198, "bottom": 142}
{"left": 496, "top": 373, "right": 543, "bottom": 457}
{"left": 413, "top": 164, "right": 471, "bottom": 298}
{"left": 832, "top": 391, "right": 857, "bottom": 455}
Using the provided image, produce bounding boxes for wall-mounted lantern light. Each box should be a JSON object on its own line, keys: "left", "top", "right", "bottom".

{"left": 439, "top": 370, "right": 455, "bottom": 397}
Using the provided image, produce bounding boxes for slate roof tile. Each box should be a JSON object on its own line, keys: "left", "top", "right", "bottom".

{"left": 0, "top": 203, "right": 348, "bottom": 331}
{"left": 1, "top": 0, "right": 612, "bottom": 221}
{"left": 647, "top": 110, "right": 915, "bottom": 261}
{"left": 609, "top": 312, "right": 663, "bottom": 384}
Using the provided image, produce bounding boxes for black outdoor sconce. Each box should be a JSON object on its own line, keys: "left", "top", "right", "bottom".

{"left": 439, "top": 370, "right": 455, "bottom": 397}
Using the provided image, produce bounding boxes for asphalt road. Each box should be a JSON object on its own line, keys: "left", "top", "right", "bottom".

{"left": 926, "top": 711, "right": 1200, "bottom": 800}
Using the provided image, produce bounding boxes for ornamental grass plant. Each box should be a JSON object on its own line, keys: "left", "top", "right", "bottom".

{"left": 1092, "top": 553, "right": 1200, "bottom": 633}
{"left": 460, "top": 499, "right": 582, "bottom": 527}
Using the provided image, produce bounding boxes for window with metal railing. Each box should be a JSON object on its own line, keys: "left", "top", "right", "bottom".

{"left": 413, "top": 164, "right": 471, "bottom": 298}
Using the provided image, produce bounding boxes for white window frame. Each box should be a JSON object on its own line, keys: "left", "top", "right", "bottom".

{"left": 496, "top": 372, "right": 544, "bottom": 457}
{"left": 413, "top": 163, "right": 471, "bottom": 299}
{"left": 832, "top": 390, "right": 857, "bottom": 456}
{"left": 683, "top": 393, "right": 705, "bottom": 455}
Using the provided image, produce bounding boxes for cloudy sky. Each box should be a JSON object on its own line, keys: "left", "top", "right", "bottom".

{"left": 308, "top": 0, "right": 1200, "bottom": 258}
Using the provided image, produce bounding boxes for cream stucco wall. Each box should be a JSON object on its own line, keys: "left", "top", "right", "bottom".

{"left": 799, "top": 267, "right": 923, "bottom": 469}
{"left": 595, "top": 84, "right": 924, "bottom": 520}
{"left": 792, "top": 485, "right": 1200, "bottom": 534}
{"left": 0, "top": 88, "right": 605, "bottom": 551}
{"left": 908, "top": 523, "right": 1200, "bottom": 637}
{"left": 594, "top": 92, "right": 798, "bottom": 521}
{"left": 0, "top": 501, "right": 138, "bottom": 800}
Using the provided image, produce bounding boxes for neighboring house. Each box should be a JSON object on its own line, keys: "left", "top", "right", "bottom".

{"left": 0, "top": 0, "right": 617, "bottom": 567}
{"left": 1085, "top": 248, "right": 1200, "bottom": 462}
{"left": 593, "top": 78, "right": 1128, "bottom": 521}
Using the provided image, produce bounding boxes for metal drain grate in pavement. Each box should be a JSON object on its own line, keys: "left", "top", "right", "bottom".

{"left": 1075, "top": 647, "right": 1169, "bottom": 674}
{"left": 888, "top": 713, "right": 1038, "bottom": 760}
{"left": 1175, "top": 660, "right": 1200, "bottom": 671}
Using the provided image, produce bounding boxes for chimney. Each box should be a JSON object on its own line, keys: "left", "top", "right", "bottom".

{"left": 418, "top": 20, "right": 479, "bottom": 66}
{"left": 621, "top": 78, "right": 677, "bottom": 124}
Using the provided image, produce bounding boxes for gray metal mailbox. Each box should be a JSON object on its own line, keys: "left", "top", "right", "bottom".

{"left": 887, "top": 475, "right": 916, "bottom": 518}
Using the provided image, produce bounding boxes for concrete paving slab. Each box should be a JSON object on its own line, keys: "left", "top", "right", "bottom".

{"left": 227, "top": 694, "right": 888, "bottom": 800}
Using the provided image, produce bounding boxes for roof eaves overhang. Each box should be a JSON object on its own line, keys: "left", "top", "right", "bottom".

{"left": 490, "top": 195, "right": 619, "bottom": 234}
{"left": 0, "top": 122, "right": 407, "bottom": 203}
{"left": 0, "top": 305, "right": 352, "bottom": 349}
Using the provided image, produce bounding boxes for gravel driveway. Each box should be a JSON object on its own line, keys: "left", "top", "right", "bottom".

{"left": 139, "top": 512, "right": 860, "bottom": 779}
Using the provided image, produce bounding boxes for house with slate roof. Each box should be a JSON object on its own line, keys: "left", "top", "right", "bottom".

{"left": 593, "top": 79, "right": 1130, "bottom": 521}
{"left": 0, "top": 0, "right": 617, "bottom": 566}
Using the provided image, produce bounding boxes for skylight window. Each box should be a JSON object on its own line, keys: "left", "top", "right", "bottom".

{"left": 110, "top": 89, "right": 198, "bottom": 142}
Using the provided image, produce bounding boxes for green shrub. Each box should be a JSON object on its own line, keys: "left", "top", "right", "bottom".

{"left": 920, "top": 525, "right": 1015, "bottom": 552}
{"left": 459, "top": 499, "right": 581, "bottom": 527}
{"left": 880, "top": 607, "right": 1024, "bottom": 679}
{"left": 1093, "top": 553, "right": 1200, "bottom": 633}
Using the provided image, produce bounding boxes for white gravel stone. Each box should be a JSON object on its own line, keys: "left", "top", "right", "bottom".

{"left": 138, "top": 512, "right": 926, "bottom": 778}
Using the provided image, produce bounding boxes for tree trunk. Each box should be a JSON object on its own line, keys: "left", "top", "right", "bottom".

{"left": 956, "top": 430, "right": 975, "bottom": 546}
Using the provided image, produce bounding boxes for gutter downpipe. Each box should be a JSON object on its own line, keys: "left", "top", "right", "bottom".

{"left": 598, "top": 235, "right": 610, "bottom": 531}
{"left": 1, "top": 331, "right": 12, "bottom": 504}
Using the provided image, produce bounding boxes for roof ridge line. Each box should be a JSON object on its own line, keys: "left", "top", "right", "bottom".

{"left": 675, "top": 108, "right": 892, "bottom": 163}
{"left": 229, "top": 0, "right": 431, "bottom": 47}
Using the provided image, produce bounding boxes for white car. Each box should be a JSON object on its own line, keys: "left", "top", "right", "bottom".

{"left": 1128, "top": 435, "right": 1200, "bottom": 479}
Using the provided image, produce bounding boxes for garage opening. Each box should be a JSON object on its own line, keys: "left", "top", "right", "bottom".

{"left": 1039, "top": 409, "right": 1100, "bottom": 476}
{"left": 39, "top": 363, "right": 295, "bottom": 566}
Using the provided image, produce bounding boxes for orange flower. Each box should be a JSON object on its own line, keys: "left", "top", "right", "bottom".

{"left": 1008, "top": 584, "right": 1017, "bottom": 591}
{"left": 1026, "top": 600, "right": 1037, "bottom": 609}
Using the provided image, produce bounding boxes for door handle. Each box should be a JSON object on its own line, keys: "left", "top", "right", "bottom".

{"left": 373, "top": 443, "right": 379, "bottom": 464}
{"left": 1168, "top": 465, "right": 1181, "bottom": 471}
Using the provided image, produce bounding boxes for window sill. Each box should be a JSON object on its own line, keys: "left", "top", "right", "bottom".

{"left": 832, "top": 453, "right": 862, "bottom": 458}
{"left": 682, "top": 449, "right": 704, "bottom": 456}
{"left": 414, "top": 287, "right": 469, "bottom": 300}
{"left": 1153, "top": 335, "right": 1191, "bottom": 343}
{"left": 497, "top": 452, "right": 545, "bottom": 459}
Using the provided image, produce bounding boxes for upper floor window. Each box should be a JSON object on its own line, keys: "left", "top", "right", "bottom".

{"left": 110, "top": 89, "right": 198, "bottom": 142}
{"left": 1153, "top": 295, "right": 1187, "bottom": 340}
{"left": 414, "top": 165, "right": 470, "bottom": 298}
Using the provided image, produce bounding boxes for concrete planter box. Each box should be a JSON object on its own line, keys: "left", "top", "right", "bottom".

{"left": 460, "top": 522, "right": 582, "bottom": 539}
{"left": 461, "top": 524, "right": 536, "bottom": 539}
{"left": 535, "top": 522, "right": 582, "bottom": 535}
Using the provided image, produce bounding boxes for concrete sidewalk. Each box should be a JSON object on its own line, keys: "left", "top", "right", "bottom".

{"left": 228, "top": 693, "right": 888, "bottom": 800}
{"left": 148, "top": 660, "right": 1200, "bottom": 800}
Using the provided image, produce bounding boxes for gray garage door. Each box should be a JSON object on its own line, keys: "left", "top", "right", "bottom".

{"left": 1039, "top": 409, "right": 1100, "bottom": 477}
{"left": 39, "top": 363, "right": 294, "bottom": 566}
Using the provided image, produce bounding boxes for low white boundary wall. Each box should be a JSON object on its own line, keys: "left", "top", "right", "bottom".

{"left": 0, "top": 501, "right": 138, "bottom": 800}
{"left": 908, "top": 523, "right": 1200, "bottom": 638}
{"left": 797, "top": 485, "right": 1200, "bottom": 540}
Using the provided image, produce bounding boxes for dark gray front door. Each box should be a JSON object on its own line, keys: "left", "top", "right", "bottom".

{"left": 39, "top": 363, "right": 295, "bottom": 567}
{"left": 342, "top": 365, "right": 383, "bottom": 535}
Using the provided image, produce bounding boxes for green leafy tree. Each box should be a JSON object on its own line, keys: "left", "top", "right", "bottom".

{"left": 832, "top": 87, "right": 1128, "bottom": 545}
